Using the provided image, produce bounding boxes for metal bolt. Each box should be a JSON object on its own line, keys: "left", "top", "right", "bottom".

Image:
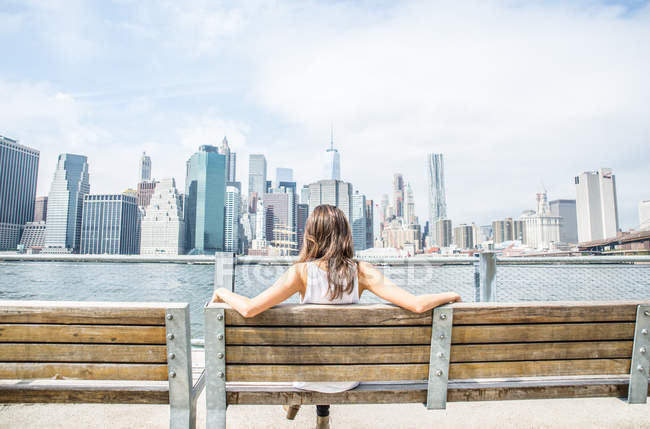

{"left": 435, "top": 370, "right": 443, "bottom": 377}
{"left": 167, "top": 333, "right": 174, "bottom": 340}
{"left": 637, "top": 365, "right": 644, "bottom": 373}
{"left": 166, "top": 314, "right": 173, "bottom": 320}
{"left": 217, "top": 314, "right": 224, "bottom": 321}
{"left": 644, "top": 310, "right": 650, "bottom": 317}
{"left": 168, "top": 353, "right": 176, "bottom": 360}
{"left": 437, "top": 352, "right": 444, "bottom": 358}
{"left": 641, "top": 346, "right": 647, "bottom": 354}
{"left": 218, "top": 371, "right": 225, "bottom": 378}
{"left": 439, "top": 334, "right": 445, "bottom": 340}
{"left": 217, "top": 333, "right": 224, "bottom": 341}
{"left": 217, "top": 352, "right": 224, "bottom": 359}
{"left": 169, "top": 371, "right": 176, "bottom": 378}
{"left": 642, "top": 329, "right": 648, "bottom": 336}
{"left": 440, "top": 314, "right": 447, "bottom": 321}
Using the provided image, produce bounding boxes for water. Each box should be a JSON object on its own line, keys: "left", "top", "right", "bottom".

{"left": 1, "top": 261, "right": 649, "bottom": 337}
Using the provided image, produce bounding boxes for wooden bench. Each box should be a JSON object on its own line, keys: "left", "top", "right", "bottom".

{"left": 204, "top": 300, "right": 650, "bottom": 428}
{"left": 0, "top": 301, "right": 205, "bottom": 429}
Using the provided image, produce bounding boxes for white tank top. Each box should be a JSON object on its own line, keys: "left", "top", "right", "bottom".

{"left": 293, "top": 261, "right": 360, "bottom": 393}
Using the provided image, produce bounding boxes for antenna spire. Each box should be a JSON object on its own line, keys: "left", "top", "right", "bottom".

{"left": 330, "top": 124, "right": 334, "bottom": 150}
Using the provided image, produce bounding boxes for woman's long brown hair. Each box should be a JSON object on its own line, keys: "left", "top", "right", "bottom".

{"left": 297, "top": 204, "right": 357, "bottom": 300}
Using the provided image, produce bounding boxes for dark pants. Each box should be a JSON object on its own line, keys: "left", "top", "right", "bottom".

{"left": 316, "top": 405, "right": 330, "bottom": 417}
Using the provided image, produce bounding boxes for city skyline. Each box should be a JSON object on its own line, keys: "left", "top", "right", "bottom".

{"left": 1, "top": 1, "right": 649, "bottom": 230}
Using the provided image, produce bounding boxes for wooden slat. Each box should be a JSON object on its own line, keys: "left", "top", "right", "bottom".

{"left": 452, "top": 323, "right": 634, "bottom": 344}
{"left": 226, "top": 364, "right": 429, "bottom": 382}
{"left": 452, "top": 301, "right": 648, "bottom": 325}
{"left": 225, "top": 327, "right": 431, "bottom": 345}
{"left": 449, "top": 359, "right": 631, "bottom": 379}
{"left": 0, "top": 324, "right": 166, "bottom": 344}
{"left": 0, "top": 344, "right": 168, "bottom": 363}
{"left": 226, "top": 378, "right": 647, "bottom": 405}
{"left": 0, "top": 301, "right": 174, "bottom": 325}
{"left": 0, "top": 382, "right": 169, "bottom": 404}
{"left": 450, "top": 341, "right": 633, "bottom": 362}
{"left": 222, "top": 304, "right": 432, "bottom": 326}
{"left": 226, "top": 345, "right": 430, "bottom": 364}
{"left": 0, "top": 362, "right": 168, "bottom": 380}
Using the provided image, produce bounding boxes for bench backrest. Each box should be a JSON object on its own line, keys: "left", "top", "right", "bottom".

{"left": 213, "top": 300, "right": 648, "bottom": 383}
{"left": 0, "top": 301, "right": 184, "bottom": 382}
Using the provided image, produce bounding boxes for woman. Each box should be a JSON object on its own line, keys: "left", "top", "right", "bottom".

{"left": 211, "top": 204, "right": 461, "bottom": 428}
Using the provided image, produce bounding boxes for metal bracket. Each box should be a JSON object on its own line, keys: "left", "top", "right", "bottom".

{"left": 205, "top": 306, "right": 227, "bottom": 429}
{"left": 628, "top": 304, "right": 650, "bottom": 404}
{"left": 165, "top": 304, "right": 196, "bottom": 429}
{"left": 426, "top": 306, "right": 453, "bottom": 409}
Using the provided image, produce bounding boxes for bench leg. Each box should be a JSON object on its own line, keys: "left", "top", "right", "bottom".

{"left": 426, "top": 306, "right": 453, "bottom": 410}
{"left": 628, "top": 305, "right": 649, "bottom": 404}
{"left": 283, "top": 404, "right": 301, "bottom": 420}
{"left": 166, "top": 305, "right": 197, "bottom": 429}
{"left": 205, "top": 307, "right": 227, "bottom": 429}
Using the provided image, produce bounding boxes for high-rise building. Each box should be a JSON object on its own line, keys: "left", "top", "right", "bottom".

{"left": 224, "top": 183, "right": 241, "bottom": 253}
{"left": 492, "top": 218, "right": 525, "bottom": 244}
{"left": 365, "top": 199, "right": 374, "bottom": 249}
{"left": 575, "top": 169, "right": 619, "bottom": 242}
{"left": 80, "top": 194, "right": 140, "bottom": 254}
{"left": 427, "top": 153, "right": 447, "bottom": 240}
{"left": 324, "top": 128, "right": 341, "bottom": 180}
{"left": 453, "top": 224, "right": 474, "bottom": 249}
{"left": 139, "top": 152, "right": 151, "bottom": 182}
{"left": 264, "top": 191, "right": 297, "bottom": 255}
{"left": 381, "top": 218, "right": 421, "bottom": 252}
{"left": 308, "top": 179, "right": 353, "bottom": 220}
{"left": 392, "top": 173, "right": 404, "bottom": 219}
{"left": 520, "top": 192, "right": 561, "bottom": 249}
{"left": 137, "top": 180, "right": 157, "bottom": 208}
{"left": 435, "top": 219, "right": 452, "bottom": 248}
{"left": 250, "top": 199, "right": 268, "bottom": 251}
{"left": 640, "top": 201, "right": 650, "bottom": 231}
{"left": 276, "top": 168, "right": 293, "bottom": 184}
{"left": 248, "top": 154, "right": 267, "bottom": 199}
{"left": 301, "top": 185, "right": 310, "bottom": 205}
{"left": 297, "top": 203, "right": 309, "bottom": 251}
{"left": 44, "top": 154, "right": 89, "bottom": 253}
{"left": 549, "top": 199, "right": 578, "bottom": 243}
{"left": 219, "top": 137, "right": 236, "bottom": 182}
{"left": 351, "top": 191, "right": 367, "bottom": 252}
{"left": 18, "top": 221, "right": 46, "bottom": 250}
{"left": 404, "top": 183, "right": 415, "bottom": 225}
{"left": 185, "top": 145, "right": 226, "bottom": 254}
{"left": 33, "top": 196, "right": 47, "bottom": 222}
{"left": 0, "top": 136, "right": 40, "bottom": 250}
{"left": 379, "top": 194, "right": 390, "bottom": 234}
{"left": 140, "top": 178, "right": 185, "bottom": 255}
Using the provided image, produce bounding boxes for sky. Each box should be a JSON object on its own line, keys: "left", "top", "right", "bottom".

{"left": 1, "top": 0, "right": 649, "bottom": 230}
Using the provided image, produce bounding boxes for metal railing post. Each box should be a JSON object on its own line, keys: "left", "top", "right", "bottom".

{"left": 628, "top": 305, "right": 650, "bottom": 404}
{"left": 214, "top": 252, "right": 235, "bottom": 292}
{"left": 205, "top": 306, "right": 227, "bottom": 429}
{"left": 480, "top": 252, "right": 497, "bottom": 302}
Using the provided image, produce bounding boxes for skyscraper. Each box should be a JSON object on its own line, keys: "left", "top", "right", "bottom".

{"left": 301, "top": 185, "right": 310, "bottom": 205}
{"left": 392, "top": 174, "right": 404, "bottom": 218}
{"left": 264, "top": 191, "right": 297, "bottom": 255}
{"left": 137, "top": 180, "right": 157, "bottom": 208}
{"left": 139, "top": 152, "right": 151, "bottom": 182}
{"left": 219, "top": 137, "right": 237, "bottom": 183}
{"left": 521, "top": 191, "right": 561, "bottom": 249}
{"left": 640, "top": 201, "right": 650, "bottom": 231}
{"left": 33, "top": 196, "right": 47, "bottom": 222}
{"left": 324, "top": 128, "right": 341, "bottom": 180}
{"left": 549, "top": 199, "right": 578, "bottom": 243}
{"left": 276, "top": 168, "right": 293, "bottom": 184}
{"left": 297, "top": 203, "right": 309, "bottom": 251}
{"left": 379, "top": 194, "right": 390, "bottom": 234}
{"left": 404, "top": 182, "right": 415, "bottom": 225}
{"left": 427, "top": 153, "right": 447, "bottom": 240}
{"left": 140, "top": 178, "right": 185, "bottom": 255}
{"left": 308, "top": 179, "right": 353, "bottom": 220}
{"left": 435, "top": 219, "right": 452, "bottom": 248}
{"left": 44, "top": 154, "right": 90, "bottom": 253}
{"left": 248, "top": 154, "right": 267, "bottom": 199}
{"left": 185, "top": 145, "right": 226, "bottom": 254}
{"left": 224, "top": 183, "right": 241, "bottom": 253}
{"left": 80, "top": 194, "right": 140, "bottom": 254}
{"left": 453, "top": 224, "right": 474, "bottom": 249}
{"left": 0, "top": 136, "right": 39, "bottom": 250}
{"left": 351, "top": 191, "right": 367, "bottom": 252}
{"left": 575, "top": 168, "right": 619, "bottom": 242}
{"left": 365, "top": 199, "right": 374, "bottom": 249}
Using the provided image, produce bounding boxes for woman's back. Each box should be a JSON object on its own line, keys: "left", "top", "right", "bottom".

{"left": 294, "top": 261, "right": 360, "bottom": 393}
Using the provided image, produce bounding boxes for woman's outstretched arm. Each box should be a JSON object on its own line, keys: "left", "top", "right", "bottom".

{"left": 358, "top": 261, "right": 460, "bottom": 313}
{"left": 210, "top": 263, "right": 305, "bottom": 318}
